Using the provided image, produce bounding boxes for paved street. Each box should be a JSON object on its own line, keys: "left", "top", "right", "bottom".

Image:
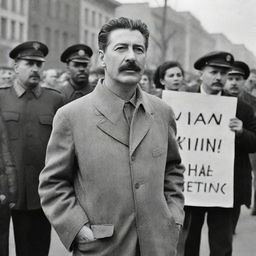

{"left": 9, "top": 206, "right": 256, "bottom": 256}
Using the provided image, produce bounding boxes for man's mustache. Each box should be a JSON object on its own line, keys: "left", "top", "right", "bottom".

{"left": 119, "top": 62, "right": 141, "bottom": 72}
{"left": 213, "top": 82, "right": 223, "bottom": 87}
{"left": 30, "top": 73, "right": 40, "bottom": 78}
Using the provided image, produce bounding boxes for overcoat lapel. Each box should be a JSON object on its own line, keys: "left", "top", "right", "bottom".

{"left": 96, "top": 115, "right": 129, "bottom": 146}
{"left": 93, "top": 80, "right": 154, "bottom": 150}
{"left": 93, "top": 81, "right": 129, "bottom": 146}
{"left": 130, "top": 107, "right": 153, "bottom": 155}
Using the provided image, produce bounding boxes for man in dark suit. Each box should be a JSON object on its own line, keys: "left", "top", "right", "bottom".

{"left": 182, "top": 52, "right": 256, "bottom": 256}
{"left": 59, "top": 44, "right": 93, "bottom": 104}
{"left": 0, "top": 41, "right": 64, "bottom": 256}
{"left": 224, "top": 60, "right": 254, "bottom": 232}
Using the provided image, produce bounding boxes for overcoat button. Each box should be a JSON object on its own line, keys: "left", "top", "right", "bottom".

{"left": 135, "top": 183, "right": 140, "bottom": 189}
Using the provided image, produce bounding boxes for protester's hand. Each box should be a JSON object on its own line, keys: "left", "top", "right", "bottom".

{"left": 0, "top": 194, "right": 6, "bottom": 204}
{"left": 75, "top": 225, "right": 95, "bottom": 243}
{"left": 9, "top": 203, "right": 15, "bottom": 209}
{"left": 229, "top": 118, "right": 243, "bottom": 135}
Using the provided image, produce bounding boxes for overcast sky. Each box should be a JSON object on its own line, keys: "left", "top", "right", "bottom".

{"left": 118, "top": 0, "right": 256, "bottom": 56}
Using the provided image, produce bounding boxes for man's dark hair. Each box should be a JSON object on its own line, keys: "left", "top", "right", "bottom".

{"left": 98, "top": 17, "right": 149, "bottom": 52}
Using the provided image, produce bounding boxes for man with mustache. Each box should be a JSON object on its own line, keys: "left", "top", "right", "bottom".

{"left": 181, "top": 52, "right": 256, "bottom": 256}
{"left": 39, "top": 17, "right": 185, "bottom": 256}
{"left": 0, "top": 41, "right": 64, "bottom": 256}
{"left": 59, "top": 44, "right": 93, "bottom": 104}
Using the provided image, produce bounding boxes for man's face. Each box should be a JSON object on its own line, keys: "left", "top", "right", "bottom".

{"left": 44, "top": 70, "right": 58, "bottom": 87}
{"left": 99, "top": 29, "right": 146, "bottom": 86}
{"left": 67, "top": 61, "right": 89, "bottom": 86}
{"left": 225, "top": 75, "right": 245, "bottom": 96}
{"left": 14, "top": 59, "right": 43, "bottom": 88}
{"left": 246, "top": 73, "right": 256, "bottom": 91}
{"left": 200, "top": 66, "right": 229, "bottom": 94}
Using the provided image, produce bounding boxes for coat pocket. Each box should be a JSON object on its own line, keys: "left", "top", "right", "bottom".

{"left": 38, "top": 115, "right": 53, "bottom": 142}
{"left": 2, "top": 111, "right": 20, "bottom": 140}
{"left": 91, "top": 224, "right": 114, "bottom": 239}
{"left": 39, "top": 115, "right": 53, "bottom": 126}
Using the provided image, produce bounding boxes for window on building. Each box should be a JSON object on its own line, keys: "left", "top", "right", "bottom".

{"left": 92, "top": 11, "right": 96, "bottom": 27}
{"left": 31, "top": 0, "right": 40, "bottom": 11}
{"left": 91, "top": 32, "right": 95, "bottom": 48}
{"left": 65, "top": 4, "right": 70, "bottom": 22}
{"left": 11, "top": 20, "right": 16, "bottom": 40}
{"left": 55, "top": 0, "right": 60, "bottom": 19}
{"left": 20, "top": 0, "right": 25, "bottom": 14}
{"left": 19, "top": 22, "right": 24, "bottom": 41}
{"left": 1, "top": 0, "right": 7, "bottom": 9}
{"left": 62, "top": 32, "right": 68, "bottom": 49}
{"left": 47, "top": 0, "right": 51, "bottom": 17}
{"left": 1, "top": 17, "right": 7, "bottom": 39}
{"left": 84, "top": 8, "right": 89, "bottom": 24}
{"left": 84, "top": 30, "right": 88, "bottom": 44}
{"left": 12, "top": 0, "right": 16, "bottom": 12}
{"left": 54, "top": 29, "right": 59, "bottom": 51}
{"left": 45, "top": 27, "right": 51, "bottom": 48}
{"left": 98, "top": 13, "right": 102, "bottom": 27}
{"left": 31, "top": 24, "right": 40, "bottom": 40}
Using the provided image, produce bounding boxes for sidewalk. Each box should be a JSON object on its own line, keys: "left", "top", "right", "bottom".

{"left": 9, "top": 206, "right": 256, "bottom": 256}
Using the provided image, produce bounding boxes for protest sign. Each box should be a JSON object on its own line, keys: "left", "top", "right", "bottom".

{"left": 162, "top": 91, "right": 237, "bottom": 207}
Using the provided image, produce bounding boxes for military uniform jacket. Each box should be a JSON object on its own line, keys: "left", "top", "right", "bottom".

{"left": 59, "top": 78, "right": 93, "bottom": 104}
{"left": 0, "top": 80, "right": 64, "bottom": 210}
{"left": 0, "top": 113, "right": 17, "bottom": 204}
{"left": 39, "top": 81, "right": 185, "bottom": 256}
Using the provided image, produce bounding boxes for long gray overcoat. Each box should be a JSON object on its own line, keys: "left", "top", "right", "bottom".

{"left": 39, "top": 81, "right": 185, "bottom": 256}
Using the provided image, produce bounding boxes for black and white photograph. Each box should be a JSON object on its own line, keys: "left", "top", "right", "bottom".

{"left": 0, "top": 0, "right": 255, "bottom": 255}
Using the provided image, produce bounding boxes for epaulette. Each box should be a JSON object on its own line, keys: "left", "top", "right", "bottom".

{"left": 0, "top": 83, "right": 12, "bottom": 89}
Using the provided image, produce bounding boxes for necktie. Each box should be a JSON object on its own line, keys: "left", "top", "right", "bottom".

{"left": 123, "top": 101, "right": 134, "bottom": 126}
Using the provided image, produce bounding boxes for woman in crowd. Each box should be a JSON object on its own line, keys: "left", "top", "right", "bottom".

{"left": 139, "top": 69, "right": 155, "bottom": 93}
{"left": 153, "top": 61, "right": 186, "bottom": 92}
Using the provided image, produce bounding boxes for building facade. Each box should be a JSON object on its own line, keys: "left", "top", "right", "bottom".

{"left": 0, "top": 0, "right": 29, "bottom": 66}
{"left": 80, "top": 0, "right": 119, "bottom": 67}
{"left": 115, "top": 3, "right": 256, "bottom": 73}
{"left": 212, "top": 33, "right": 256, "bottom": 68}
{"left": 28, "top": 0, "right": 80, "bottom": 69}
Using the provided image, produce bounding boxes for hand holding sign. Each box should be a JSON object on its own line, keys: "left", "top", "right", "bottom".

{"left": 162, "top": 91, "right": 237, "bottom": 207}
{"left": 229, "top": 118, "right": 243, "bottom": 135}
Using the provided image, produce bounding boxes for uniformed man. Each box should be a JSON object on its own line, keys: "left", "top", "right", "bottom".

{"left": 0, "top": 41, "right": 64, "bottom": 256}
{"left": 182, "top": 52, "right": 256, "bottom": 256}
{"left": 59, "top": 44, "right": 93, "bottom": 104}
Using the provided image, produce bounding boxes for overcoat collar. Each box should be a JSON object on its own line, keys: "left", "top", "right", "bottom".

{"left": 93, "top": 79, "right": 154, "bottom": 153}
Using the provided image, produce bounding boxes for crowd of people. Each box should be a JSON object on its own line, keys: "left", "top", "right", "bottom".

{"left": 0, "top": 16, "right": 255, "bottom": 256}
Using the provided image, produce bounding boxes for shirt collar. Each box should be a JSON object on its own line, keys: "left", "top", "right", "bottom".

{"left": 200, "top": 84, "right": 222, "bottom": 96}
{"left": 103, "top": 80, "right": 143, "bottom": 110}
{"left": 93, "top": 79, "right": 148, "bottom": 124}
{"left": 13, "top": 79, "right": 42, "bottom": 98}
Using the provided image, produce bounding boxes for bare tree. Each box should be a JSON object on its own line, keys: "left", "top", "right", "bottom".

{"left": 151, "top": 0, "right": 176, "bottom": 64}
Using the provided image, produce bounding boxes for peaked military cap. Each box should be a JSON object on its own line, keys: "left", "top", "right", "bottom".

{"left": 60, "top": 44, "right": 93, "bottom": 63}
{"left": 9, "top": 41, "right": 48, "bottom": 62}
{"left": 194, "top": 51, "right": 234, "bottom": 70}
{"left": 228, "top": 61, "right": 250, "bottom": 80}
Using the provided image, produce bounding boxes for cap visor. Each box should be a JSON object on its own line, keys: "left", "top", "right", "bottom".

{"left": 18, "top": 56, "right": 45, "bottom": 62}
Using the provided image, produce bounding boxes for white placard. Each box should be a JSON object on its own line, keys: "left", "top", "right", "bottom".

{"left": 162, "top": 91, "right": 237, "bottom": 207}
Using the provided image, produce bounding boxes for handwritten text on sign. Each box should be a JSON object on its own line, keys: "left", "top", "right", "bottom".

{"left": 162, "top": 91, "right": 237, "bottom": 207}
